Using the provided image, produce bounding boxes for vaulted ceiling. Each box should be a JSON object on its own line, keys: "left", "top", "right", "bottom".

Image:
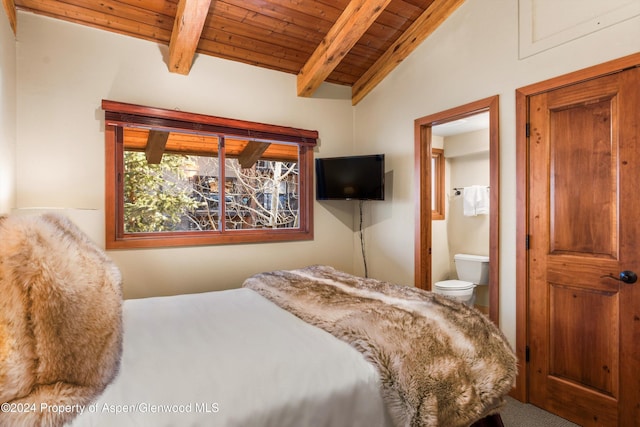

{"left": 2, "top": 0, "right": 465, "bottom": 104}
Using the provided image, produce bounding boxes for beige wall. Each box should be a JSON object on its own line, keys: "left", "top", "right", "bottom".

{"left": 353, "top": 0, "right": 640, "bottom": 347}
{"left": 445, "top": 129, "right": 490, "bottom": 269}
{"left": 14, "top": 13, "right": 356, "bottom": 299}
{"left": 0, "top": 14, "right": 16, "bottom": 214}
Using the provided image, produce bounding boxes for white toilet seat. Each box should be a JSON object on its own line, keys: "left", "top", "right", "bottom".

{"left": 433, "top": 280, "right": 476, "bottom": 305}
{"left": 434, "top": 279, "right": 475, "bottom": 290}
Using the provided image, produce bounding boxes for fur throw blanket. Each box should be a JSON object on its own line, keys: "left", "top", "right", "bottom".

{"left": 0, "top": 214, "right": 123, "bottom": 427}
{"left": 243, "top": 265, "right": 517, "bottom": 427}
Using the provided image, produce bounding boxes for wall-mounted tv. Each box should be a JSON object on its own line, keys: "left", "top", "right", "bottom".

{"left": 315, "top": 154, "right": 385, "bottom": 200}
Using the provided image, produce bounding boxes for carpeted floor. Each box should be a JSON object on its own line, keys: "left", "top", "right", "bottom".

{"left": 500, "top": 396, "right": 581, "bottom": 427}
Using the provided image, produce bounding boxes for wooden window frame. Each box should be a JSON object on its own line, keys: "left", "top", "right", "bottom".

{"left": 431, "top": 148, "right": 445, "bottom": 220}
{"left": 103, "top": 100, "right": 317, "bottom": 249}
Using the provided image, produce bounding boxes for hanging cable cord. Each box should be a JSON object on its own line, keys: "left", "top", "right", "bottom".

{"left": 359, "top": 200, "right": 368, "bottom": 278}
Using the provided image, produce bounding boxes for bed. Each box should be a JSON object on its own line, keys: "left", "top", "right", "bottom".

{"left": 0, "top": 214, "right": 516, "bottom": 427}
{"left": 69, "top": 287, "right": 394, "bottom": 427}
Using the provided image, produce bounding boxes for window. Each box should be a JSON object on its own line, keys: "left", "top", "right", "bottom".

{"left": 432, "top": 148, "right": 445, "bottom": 220}
{"left": 103, "top": 100, "right": 317, "bottom": 249}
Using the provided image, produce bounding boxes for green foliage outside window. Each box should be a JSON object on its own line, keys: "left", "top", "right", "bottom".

{"left": 124, "top": 152, "right": 201, "bottom": 233}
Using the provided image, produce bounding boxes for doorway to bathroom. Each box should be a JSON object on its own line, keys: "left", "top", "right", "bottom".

{"left": 414, "top": 95, "right": 500, "bottom": 325}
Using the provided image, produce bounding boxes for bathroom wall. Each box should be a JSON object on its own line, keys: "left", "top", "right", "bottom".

{"left": 444, "top": 128, "right": 490, "bottom": 306}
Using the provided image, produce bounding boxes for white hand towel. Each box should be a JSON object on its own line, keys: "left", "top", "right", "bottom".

{"left": 475, "top": 185, "right": 490, "bottom": 215}
{"left": 463, "top": 186, "right": 478, "bottom": 216}
{"left": 463, "top": 185, "right": 490, "bottom": 216}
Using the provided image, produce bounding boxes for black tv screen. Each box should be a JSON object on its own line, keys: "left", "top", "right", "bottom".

{"left": 315, "top": 154, "right": 385, "bottom": 200}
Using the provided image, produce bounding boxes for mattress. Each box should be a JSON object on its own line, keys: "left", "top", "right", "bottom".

{"left": 69, "top": 288, "right": 394, "bottom": 427}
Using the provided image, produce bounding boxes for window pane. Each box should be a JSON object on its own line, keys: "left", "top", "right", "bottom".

{"left": 431, "top": 148, "right": 445, "bottom": 220}
{"left": 186, "top": 156, "right": 222, "bottom": 231}
{"left": 123, "top": 141, "right": 220, "bottom": 233}
{"left": 225, "top": 144, "right": 299, "bottom": 230}
{"left": 432, "top": 156, "right": 437, "bottom": 211}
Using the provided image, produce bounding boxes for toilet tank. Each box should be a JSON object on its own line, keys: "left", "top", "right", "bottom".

{"left": 454, "top": 254, "right": 490, "bottom": 285}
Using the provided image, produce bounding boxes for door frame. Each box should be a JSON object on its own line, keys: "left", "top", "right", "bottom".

{"left": 414, "top": 95, "right": 500, "bottom": 325}
{"left": 514, "top": 51, "right": 640, "bottom": 402}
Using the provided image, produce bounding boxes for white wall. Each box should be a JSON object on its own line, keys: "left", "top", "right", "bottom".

{"left": 353, "top": 0, "right": 640, "bottom": 347}
{"left": 0, "top": 14, "right": 16, "bottom": 214}
{"left": 15, "top": 13, "right": 356, "bottom": 299}
{"left": 445, "top": 129, "right": 490, "bottom": 270}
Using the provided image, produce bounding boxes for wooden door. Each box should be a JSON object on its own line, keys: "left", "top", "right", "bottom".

{"left": 528, "top": 67, "right": 640, "bottom": 426}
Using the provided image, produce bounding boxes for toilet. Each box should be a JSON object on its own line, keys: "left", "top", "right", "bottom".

{"left": 434, "top": 254, "right": 489, "bottom": 305}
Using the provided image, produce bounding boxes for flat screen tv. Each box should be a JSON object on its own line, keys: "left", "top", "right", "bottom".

{"left": 315, "top": 154, "right": 385, "bottom": 200}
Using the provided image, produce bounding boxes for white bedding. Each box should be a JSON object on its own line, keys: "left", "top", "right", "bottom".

{"left": 70, "top": 288, "right": 393, "bottom": 427}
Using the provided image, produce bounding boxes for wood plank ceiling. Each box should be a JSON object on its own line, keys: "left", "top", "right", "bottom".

{"left": 3, "top": 0, "right": 465, "bottom": 105}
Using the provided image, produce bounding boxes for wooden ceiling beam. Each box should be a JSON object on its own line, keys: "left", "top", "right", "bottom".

{"left": 238, "top": 141, "right": 271, "bottom": 168}
{"left": 2, "top": 0, "right": 16, "bottom": 35}
{"left": 351, "top": 0, "right": 466, "bottom": 105}
{"left": 297, "top": 0, "right": 392, "bottom": 98}
{"left": 145, "top": 130, "right": 170, "bottom": 164}
{"left": 168, "top": 0, "right": 212, "bottom": 74}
